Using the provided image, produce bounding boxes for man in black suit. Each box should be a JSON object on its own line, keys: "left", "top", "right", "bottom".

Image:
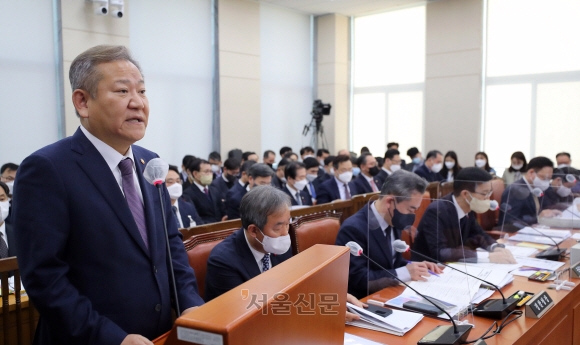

{"left": 183, "top": 159, "right": 225, "bottom": 224}
{"left": 377, "top": 149, "right": 402, "bottom": 187}
{"left": 166, "top": 166, "right": 203, "bottom": 228}
{"left": 225, "top": 164, "right": 274, "bottom": 220}
{"left": 0, "top": 181, "right": 16, "bottom": 258}
{"left": 263, "top": 150, "right": 276, "bottom": 169}
{"left": 335, "top": 170, "right": 442, "bottom": 298}
{"left": 181, "top": 155, "right": 196, "bottom": 191}
{"left": 414, "top": 150, "right": 444, "bottom": 182}
{"left": 271, "top": 158, "right": 289, "bottom": 190}
{"left": 499, "top": 157, "right": 561, "bottom": 227}
{"left": 387, "top": 142, "right": 406, "bottom": 169}
{"left": 300, "top": 146, "right": 315, "bottom": 161}
{"left": 283, "top": 162, "right": 313, "bottom": 206}
{"left": 211, "top": 158, "right": 241, "bottom": 215}
{"left": 208, "top": 151, "right": 223, "bottom": 179}
{"left": 351, "top": 153, "right": 382, "bottom": 195}
{"left": 316, "top": 148, "right": 330, "bottom": 177}
{"left": 303, "top": 157, "right": 320, "bottom": 203}
{"left": 205, "top": 185, "right": 293, "bottom": 301}
{"left": 316, "top": 155, "right": 357, "bottom": 204}
{"left": 404, "top": 147, "right": 422, "bottom": 172}
{"left": 413, "top": 167, "right": 516, "bottom": 263}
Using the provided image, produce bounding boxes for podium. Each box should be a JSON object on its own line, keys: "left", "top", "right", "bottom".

{"left": 155, "top": 244, "right": 350, "bottom": 345}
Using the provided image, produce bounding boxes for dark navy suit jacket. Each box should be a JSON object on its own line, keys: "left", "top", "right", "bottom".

{"left": 282, "top": 186, "right": 313, "bottom": 206}
{"left": 376, "top": 169, "right": 391, "bottom": 189}
{"left": 499, "top": 178, "right": 556, "bottom": 227}
{"left": 183, "top": 183, "right": 223, "bottom": 224}
{"left": 225, "top": 183, "right": 247, "bottom": 220}
{"left": 335, "top": 204, "right": 408, "bottom": 299}
{"left": 210, "top": 175, "right": 237, "bottom": 215}
{"left": 414, "top": 164, "right": 443, "bottom": 183}
{"left": 4, "top": 222, "right": 17, "bottom": 257}
{"left": 412, "top": 194, "right": 496, "bottom": 262}
{"left": 271, "top": 175, "right": 285, "bottom": 190}
{"left": 350, "top": 174, "right": 382, "bottom": 195}
{"left": 177, "top": 198, "right": 203, "bottom": 228}
{"left": 316, "top": 177, "right": 357, "bottom": 204}
{"left": 205, "top": 228, "right": 292, "bottom": 301}
{"left": 12, "top": 128, "right": 203, "bottom": 344}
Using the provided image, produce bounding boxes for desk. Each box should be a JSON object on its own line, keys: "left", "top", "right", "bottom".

{"left": 346, "top": 234, "right": 580, "bottom": 345}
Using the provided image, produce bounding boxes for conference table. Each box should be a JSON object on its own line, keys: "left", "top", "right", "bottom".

{"left": 346, "top": 232, "right": 580, "bottom": 345}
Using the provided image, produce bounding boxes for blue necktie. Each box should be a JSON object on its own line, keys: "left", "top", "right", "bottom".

{"left": 262, "top": 253, "right": 270, "bottom": 272}
{"left": 309, "top": 182, "right": 317, "bottom": 199}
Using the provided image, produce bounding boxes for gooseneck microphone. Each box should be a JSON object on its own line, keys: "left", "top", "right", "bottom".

{"left": 392, "top": 240, "right": 517, "bottom": 320}
{"left": 345, "top": 241, "right": 472, "bottom": 345}
{"left": 144, "top": 158, "right": 181, "bottom": 316}
{"left": 499, "top": 203, "right": 565, "bottom": 261}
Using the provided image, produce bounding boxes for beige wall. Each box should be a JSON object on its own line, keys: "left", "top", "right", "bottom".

{"left": 218, "top": 0, "right": 262, "bottom": 157}
{"left": 61, "top": 0, "right": 130, "bottom": 137}
{"left": 425, "top": 0, "right": 484, "bottom": 167}
{"left": 316, "top": 14, "right": 350, "bottom": 155}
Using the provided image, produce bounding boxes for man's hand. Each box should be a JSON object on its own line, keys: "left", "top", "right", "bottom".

{"left": 221, "top": 215, "right": 229, "bottom": 221}
{"left": 345, "top": 294, "right": 368, "bottom": 322}
{"left": 121, "top": 334, "right": 153, "bottom": 345}
{"left": 423, "top": 261, "right": 443, "bottom": 274}
{"left": 181, "top": 306, "right": 198, "bottom": 316}
{"left": 489, "top": 248, "right": 517, "bottom": 264}
{"left": 406, "top": 262, "right": 430, "bottom": 281}
{"left": 539, "top": 209, "right": 562, "bottom": 218}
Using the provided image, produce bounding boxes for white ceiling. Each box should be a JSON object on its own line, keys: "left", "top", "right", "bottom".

{"left": 255, "top": 0, "right": 428, "bottom": 17}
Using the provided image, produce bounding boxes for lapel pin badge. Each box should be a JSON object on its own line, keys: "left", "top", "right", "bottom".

{"left": 140, "top": 159, "right": 145, "bottom": 165}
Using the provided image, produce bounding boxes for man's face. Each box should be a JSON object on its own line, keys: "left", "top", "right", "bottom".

{"left": 0, "top": 187, "right": 8, "bottom": 202}
{"left": 534, "top": 166, "right": 553, "bottom": 181}
{"left": 193, "top": 163, "right": 212, "bottom": 182}
{"left": 0, "top": 169, "right": 16, "bottom": 184}
{"left": 276, "top": 166, "right": 286, "bottom": 178}
{"left": 224, "top": 167, "right": 240, "bottom": 178}
{"left": 165, "top": 170, "right": 182, "bottom": 187}
{"left": 249, "top": 207, "right": 291, "bottom": 253}
{"left": 318, "top": 152, "right": 330, "bottom": 163}
{"left": 361, "top": 156, "right": 377, "bottom": 175}
{"left": 306, "top": 167, "right": 318, "bottom": 176}
{"left": 385, "top": 155, "right": 401, "bottom": 168}
{"left": 248, "top": 154, "right": 259, "bottom": 162}
{"left": 209, "top": 158, "right": 222, "bottom": 167}
{"left": 290, "top": 167, "right": 306, "bottom": 186}
{"left": 264, "top": 153, "right": 276, "bottom": 165}
{"left": 250, "top": 176, "right": 273, "bottom": 188}
{"left": 77, "top": 60, "right": 149, "bottom": 153}
{"left": 334, "top": 160, "right": 353, "bottom": 177}
{"left": 462, "top": 181, "right": 492, "bottom": 202}
{"left": 382, "top": 192, "right": 423, "bottom": 225}
{"left": 557, "top": 155, "right": 571, "bottom": 166}
{"left": 427, "top": 153, "right": 442, "bottom": 167}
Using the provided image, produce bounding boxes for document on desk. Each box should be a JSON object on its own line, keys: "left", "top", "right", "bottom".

{"left": 516, "top": 227, "right": 571, "bottom": 239}
{"left": 508, "top": 233, "right": 565, "bottom": 245}
{"left": 505, "top": 245, "right": 538, "bottom": 257}
{"left": 346, "top": 303, "right": 423, "bottom": 336}
{"left": 344, "top": 333, "right": 386, "bottom": 345}
{"left": 447, "top": 263, "right": 514, "bottom": 288}
{"left": 514, "top": 256, "right": 565, "bottom": 271}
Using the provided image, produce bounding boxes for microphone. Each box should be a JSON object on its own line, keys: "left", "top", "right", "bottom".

{"left": 144, "top": 158, "right": 181, "bottom": 316}
{"left": 489, "top": 200, "right": 499, "bottom": 211}
{"left": 499, "top": 203, "right": 565, "bottom": 261}
{"left": 345, "top": 242, "right": 472, "bottom": 345}
{"left": 392, "top": 240, "right": 517, "bottom": 320}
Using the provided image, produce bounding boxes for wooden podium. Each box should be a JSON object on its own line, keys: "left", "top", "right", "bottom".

{"left": 154, "top": 244, "right": 349, "bottom": 345}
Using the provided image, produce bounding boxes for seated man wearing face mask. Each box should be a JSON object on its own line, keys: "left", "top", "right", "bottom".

{"left": 414, "top": 150, "right": 444, "bottom": 183}
{"left": 499, "top": 157, "right": 561, "bottom": 228}
{"left": 0, "top": 181, "right": 16, "bottom": 258}
{"left": 351, "top": 153, "right": 383, "bottom": 195}
{"left": 282, "top": 162, "right": 313, "bottom": 206}
{"left": 210, "top": 157, "right": 241, "bottom": 213}
{"left": 271, "top": 158, "right": 288, "bottom": 190}
{"left": 377, "top": 149, "right": 401, "bottom": 187}
{"left": 335, "top": 170, "right": 443, "bottom": 299}
{"left": 183, "top": 159, "right": 225, "bottom": 224}
{"left": 225, "top": 163, "right": 274, "bottom": 220}
{"left": 316, "top": 155, "right": 358, "bottom": 204}
{"left": 166, "top": 166, "right": 203, "bottom": 228}
{"left": 205, "top": 185, "right": 293, "bottom": 301}
{"left": 412, "top": 168, "right": 516, "bottom": 264}
{"left": 302, "top": 157, "right": 321, "bottom": 202}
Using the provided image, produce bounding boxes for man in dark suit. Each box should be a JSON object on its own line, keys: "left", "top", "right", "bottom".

{"left": 0, "top": 181, "right": 16, "bottom": 258}
{"left": 210, "top": 157, "right": 241, "bottom": 215}
{"left": 386, "top": 142, "right": 406, "bottom": 169}
{"left": 351, "top": 153, "right": 382, "bottom": 195}
{"left": 404, "top": 147, "right": 422, "bottom": 172}
{"left": 208, "top": 151, "right": 223, "bottom": 179}
{"left": 166, "top": 166, "right": 203, "bottom": 228}
{"left": 499, "top": 157, "right": 561, "bottom": 228}
{"left": 205, "top": 186, "right": 293, "bottom": 301}
{"left": 414, "top": 150, "right": 444, "bottom": 182}
{"left": 335, "top": 170, "right": 441, "bottom": 299}
{"left": 12, "top": 45, "right": 204, "bottom": 344}
{"left": 317, "top": 155, "right": 357, "bottom": 204}
{"left": 183, "top": 159, "right": 225, "bottom": 224}
{"left": 413, "top": 167, "right": 516, "bottom": 264}
{"left": 283, "top": 162, "right": 313, "bottom": 206}
{"left": 315, "top": 155, "right": 335, "bottom": 188}
{"left": 316, "top": 148, "right": 330, "bottom": 177}
{"left": 303, "top": 157, "right": 320, "bottom": 203}
{"left": 377, "top": 149, "right": 402, "bottom": 187}
{"left": 271, "top": 158, "right": 288, "bottom": 190}
{"left": 225, "top": 164, "right": 274, "bottom": 220}
{"left": 263, "top": 150, "right": 276, "bottom": 169}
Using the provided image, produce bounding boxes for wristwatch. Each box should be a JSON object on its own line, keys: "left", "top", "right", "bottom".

{"left": 490, "top": 243, "right": 505, "bottom": 251}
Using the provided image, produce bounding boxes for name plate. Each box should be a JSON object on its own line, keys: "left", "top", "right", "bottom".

{"left": 525, "top": 290, "right": 554, "bottom": 319}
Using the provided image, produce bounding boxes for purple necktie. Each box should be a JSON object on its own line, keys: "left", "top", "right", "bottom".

{"left": 118, "top": 158, "right": 149, "bottom": 250}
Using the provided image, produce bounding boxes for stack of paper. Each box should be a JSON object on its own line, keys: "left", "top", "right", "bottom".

{"left": 509, "top": 227, "right": 570, "bottom": 245}
{"left": 346, "top": 303, "right": 423, "bottom": 336}
{"left": 344, "top": 333, "right": 385, "bottom": 345}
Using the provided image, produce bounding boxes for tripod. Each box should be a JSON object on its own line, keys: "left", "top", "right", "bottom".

{"left": 302, "top": 116, "right": 329, "bottom": 150}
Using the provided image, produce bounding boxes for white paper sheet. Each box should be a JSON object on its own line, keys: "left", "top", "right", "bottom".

{"left": 344, "top": 333, "right": 385, "bottom": 345}
{"left": 508, "top": 233, "right": 564, "bottom": 245}
{"left": 517, "top": 227, "right": 571, "bottom": 239}
{"left": 505, "top": 245, "right": 538, "bottom": 257}
{"left": 514, "top": 256, "right": 565, "bottom": 271}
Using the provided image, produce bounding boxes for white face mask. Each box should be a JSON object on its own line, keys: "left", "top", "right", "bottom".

{"left": 6, "top": 181, "right": 13, "bottom": 195}
{"left": 431, "top": 163, "right": 443, "bottom": 173}
{"left": 390, "top": 164, "right": 401, "bottom": 172}
{"left": 445, "top": 161, "right": 455, "bottom": 169}
{"left": 256, "top": 229, "right": 291, "bottom": 255}
{"left": 558, "top": 164, "right": 570, "bottom": 169}
{"left": 293, "top": 179, "right": 308, "bottom": 191}
{"left": 511, "top": 163, "right": 523, "bottom": 171}
{"left": 211, "top": 164, "right": 220, "bottom": 173}
{"left": 557, "top": 185, "right": 572, "bottom": 197}
{"left": 533, "top": 175, "right": 550, "bottom": 191}
{"left": 0, "top": 201, "right": 9, "bottom": 221}
{"left": 167, "top": 183, "right": 183, "bottom": 200}
{"left": 306, "top": 174, "right": 317, "bottom": 183}
{"left": 338, "top": 171, "right": 353, "bottom": 184}
{"left": 475, "top": 159, "right": 486, "bottom": 168}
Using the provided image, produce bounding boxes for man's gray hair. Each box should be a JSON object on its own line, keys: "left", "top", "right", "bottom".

{"left": 240, "top": 185, "right": 291, "bottom": 230}
{"left": 380, "top": 169, "right": 427, "bottom": 199}
{"left": 69, "top": 45, "right": 142, "bottom": 116}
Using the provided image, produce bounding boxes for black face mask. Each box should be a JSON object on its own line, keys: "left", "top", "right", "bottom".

{"left": 225, "top": 174, "right": 236, "bottom": 183}
{"left": 389, "top": 200, "right": 415, "bottom": 230}
{"left": 368, "top": 166, "right": 380, "bottom": 177}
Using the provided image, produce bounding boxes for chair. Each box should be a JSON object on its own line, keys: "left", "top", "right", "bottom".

{"left": 0, "top": 257, "right": 37, "bottom": 345}
{"left": 289, "top": 212, "right": 342, "bottom": 255}
{"left": 426, "top": 182, "right": 440, "bottom": 200}
{"left": 439, "top": 181, "right": 454, "bottom": 198}
{"left": 183, "top": 229, "right": 237, "bottom": 300}
{"left": 477, "top": 178, "right": 506, "bottom": 231}
{"left": 180, "top": 219, "right": 242, "bottom": 241}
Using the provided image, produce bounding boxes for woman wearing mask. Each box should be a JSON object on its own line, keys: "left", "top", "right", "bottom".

{"left": 440, "top": 151, "right": 462, "bottom": 182}
{"left": 502, "top": 151, "right": 527, "bottom": 186}
{"left": 474, "top": 152, "right": 496, "bottom": 176}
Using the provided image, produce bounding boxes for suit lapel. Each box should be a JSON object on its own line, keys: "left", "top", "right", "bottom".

{"left": 235, "top": 229, "right": 261, "bottom": 279}
{"left": 71, "top": 129, "right": 150, "bottom": 258}
{"left": 365, "top": 207, "right": 393, "bottom": 266}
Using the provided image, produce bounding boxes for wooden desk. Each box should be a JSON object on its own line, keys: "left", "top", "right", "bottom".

{"left": 346, "top": 234, "right": 580, "bottom": 345}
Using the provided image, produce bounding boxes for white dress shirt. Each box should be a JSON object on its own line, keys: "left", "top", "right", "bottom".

{"left": 286, "top": 184, "right": 301, "bottom": 203}
{"left": 362, "top": 173, "right": 379, "bottom": 192}
{"left": 452, "top": 195, "right": 489, "bottom": 262}
{"left": 172, "top": 200, "right": 184, "bottom": 228}
{"left": 193, "top": 180, "right": 207, "bottom": 194}
{"left": 381, "top": 167, "right": 392, "bottom": 175}
{"left": 80, "top": 126, "right": 143, "bottom": 203}
{"left": 370, "top": 202, "right": 411, "bottom": 282}
{"left": 334, "top": 177, "right": 352, "bottom": 200}
{"left": 243, "top": 230, "right": 267, "bottom": 272}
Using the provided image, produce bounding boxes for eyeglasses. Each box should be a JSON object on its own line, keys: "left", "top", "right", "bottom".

{"left": 473, "top": 191, "right": 493, "bottom": 198}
